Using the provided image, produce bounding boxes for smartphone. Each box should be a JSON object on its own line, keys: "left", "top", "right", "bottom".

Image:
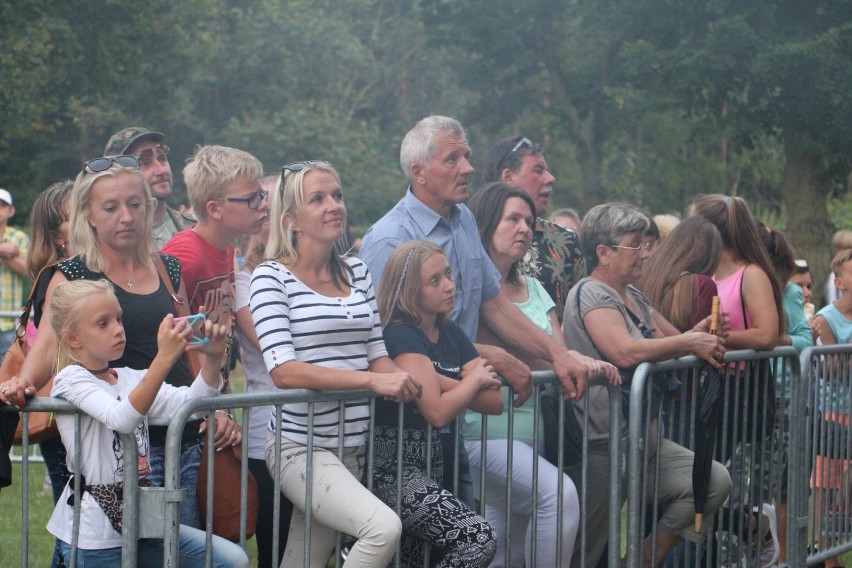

{"left": 173, "top": 313, "right": 209, "bottom": 345}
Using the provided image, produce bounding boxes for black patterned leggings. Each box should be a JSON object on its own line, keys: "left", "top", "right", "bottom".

{"left": 375, "top": 465, "right": 496, "bottom": 568}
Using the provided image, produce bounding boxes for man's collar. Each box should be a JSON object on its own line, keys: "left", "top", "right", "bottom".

{"left": 403, "top": 186, "right": 459, "bottom": 234}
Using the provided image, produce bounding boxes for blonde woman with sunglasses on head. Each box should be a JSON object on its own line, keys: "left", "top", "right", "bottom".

{"left": 249, "top": 161, "right": 421, "bottom": 567}
{"left": 0, "top": 156, "right": 238, "bottom": 531}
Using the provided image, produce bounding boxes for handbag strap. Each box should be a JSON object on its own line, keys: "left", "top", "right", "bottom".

{"left": 151, "top": 253, "right": 200, "bottom": 375}
{"left": 16, "top": 263, "right": 57, "bottom": 338}
{"left": 152, "top": 253, "right": 189, "bottom": 318}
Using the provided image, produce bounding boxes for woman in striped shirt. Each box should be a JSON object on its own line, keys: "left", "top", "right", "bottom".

{"left": 249, "top": 160, "right": 421, "bottom": 568}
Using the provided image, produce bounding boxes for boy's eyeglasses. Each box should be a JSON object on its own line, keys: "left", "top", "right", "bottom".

{"left": 218, "top": 189, "right": 268, "bottom": 210}
{"left": 84, "top": 155, "right": 139, "bottom": 173}
{"left": 610, "top": 243, "right": 652, "bottom": 254}
{"left": 281, "top": 160, "right": 332, "bottom": 176}
{"left": 496, "top": 137, "right": 533, "bottom": 172}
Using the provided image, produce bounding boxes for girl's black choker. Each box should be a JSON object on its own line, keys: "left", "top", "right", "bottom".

{"left": 83, "top": 365, "right": 111, "bottom": 376}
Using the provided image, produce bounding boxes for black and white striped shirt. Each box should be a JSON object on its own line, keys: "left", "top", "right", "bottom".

{"left": 249, "top": 257, "right": 387, "bottom": 447}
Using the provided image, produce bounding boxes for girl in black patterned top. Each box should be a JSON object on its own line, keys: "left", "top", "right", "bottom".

{"left": 374, "top": 240, "right": 502, "bottom": 568}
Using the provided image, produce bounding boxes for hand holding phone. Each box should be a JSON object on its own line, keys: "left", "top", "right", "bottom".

{"left": 173, "top": 314, "right": 209, "bottom": 345}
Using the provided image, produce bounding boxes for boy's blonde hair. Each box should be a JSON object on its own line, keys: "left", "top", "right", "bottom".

{"left": 182, "top": 145, "right": 263, "bottom": 219}
{"left": 831, "top": 248, "right": 852, "bottom": 275}
{"left": 832, "top": 230, "right": 852, "bottom": 254}
{"left": 49, "top": 279, "right": 116, "bottom": 368}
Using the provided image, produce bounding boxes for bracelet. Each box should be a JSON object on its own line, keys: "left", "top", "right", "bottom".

{"left": 215, "top": 409, "right": 233, "bottom": 420}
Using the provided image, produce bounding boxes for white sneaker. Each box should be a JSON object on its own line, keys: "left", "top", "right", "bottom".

{"left": 758, "top": 503, "right": 780, "bottom": 568}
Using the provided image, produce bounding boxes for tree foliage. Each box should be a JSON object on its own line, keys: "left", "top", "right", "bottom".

{"left": 0, "top": 0, "right": 849, "bottom": 295}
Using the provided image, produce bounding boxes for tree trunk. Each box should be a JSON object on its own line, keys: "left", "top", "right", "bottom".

{"left": 576, "top": 136, "right": 604, "bottom": 212}
{"left": 780, "top": 136, "right": 835, "bottom": 307}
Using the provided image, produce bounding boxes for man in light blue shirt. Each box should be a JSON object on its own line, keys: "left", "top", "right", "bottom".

{"left": 362, "top": 115, "right": 604, "bottom": 400}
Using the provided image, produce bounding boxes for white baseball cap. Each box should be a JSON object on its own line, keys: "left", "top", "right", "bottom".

{"left": 0, "top": 189, "right": 12, "bottom": 206}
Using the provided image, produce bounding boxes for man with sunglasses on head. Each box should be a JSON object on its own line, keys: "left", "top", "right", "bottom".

{"left": 483, "top": 136, "right": 585, "bottom": 322}
{"left": 104, "top": 127, "right": 195, "bottom": 250}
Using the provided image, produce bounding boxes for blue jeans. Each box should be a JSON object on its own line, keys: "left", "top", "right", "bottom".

{"left": 59, "top": 524, "right": 248, "bottom": 568}
{"left": 147, "top": 439, "right": 202, "bottom": 529}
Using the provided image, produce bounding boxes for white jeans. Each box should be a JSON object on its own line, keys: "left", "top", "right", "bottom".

{"left": 465, "top": 439, "right": 579, "bottom": 567}
{"left": 265, "top": 433, "right": 402, "bottom": 568}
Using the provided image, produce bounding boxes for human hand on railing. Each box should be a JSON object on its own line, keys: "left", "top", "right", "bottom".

{"left": 483, "top": 349, "right": 532, "bottom": 407}
{"left": 461, "top": 358, "right": 502, "bottom": 392}
{"left": 200, "top": 410, "right": 242, "bottom": 451}
{"left": 368, "top": 371, "right": 422, "bottom": 403}
{"left": 689, "top": 332, "right": 726, "bottom": 368}
{"left": 0, "top": 375, "right": 37, "bottom": 408}
{"left": 554, "top": 350, "right": 614, "bottom": 400}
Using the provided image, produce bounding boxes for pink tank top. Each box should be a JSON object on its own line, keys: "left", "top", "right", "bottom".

{"left": 714, "top": 264, "right": 753, "bottom": 333}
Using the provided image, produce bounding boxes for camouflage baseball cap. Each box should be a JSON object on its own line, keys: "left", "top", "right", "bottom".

{"left": 103, "top": 127, "right": 164, "bottom": 156}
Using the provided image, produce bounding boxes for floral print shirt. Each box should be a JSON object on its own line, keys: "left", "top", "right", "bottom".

{"left": 520, "top": 218, "right": 585, "bottom": 322}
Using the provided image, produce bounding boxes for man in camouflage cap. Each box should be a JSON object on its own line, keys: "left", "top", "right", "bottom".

{"left": 104, "top": 127, "right": 194, "bottom": 249}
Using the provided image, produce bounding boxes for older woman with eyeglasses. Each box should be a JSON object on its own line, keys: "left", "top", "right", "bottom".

{"left": 250, "top": 160, "right": 422, "bottom": 567}
{"left": 562, "top": 202, "right": 731, "bottom": 567}
{"left": 0, "top": 155, "right": 239, "bottom": 534}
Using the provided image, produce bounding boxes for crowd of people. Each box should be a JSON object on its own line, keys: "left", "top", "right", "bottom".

{"left": 0, "top": 114, "right": 847, "bottom": 567}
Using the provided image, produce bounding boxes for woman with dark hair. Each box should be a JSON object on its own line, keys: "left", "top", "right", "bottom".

{"left": 465, "top": 182, "right": 601, "bottom": 568}
{"left": 24, "top": 179, "right": 73, "bottom": 568}
{"left": 563, "top": 202, "right": 730, "bottom": 567}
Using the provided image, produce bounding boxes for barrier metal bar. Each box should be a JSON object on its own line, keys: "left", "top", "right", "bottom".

{"left": 626, "top": 347, "right": 800, "bottom": 568}
{"left": 797, "top": 344, "right": 852, "bottom": 567}
{"left": 1, "top": 397, "right": 83, "bottom": 567}
{"left": 161, "top": 388, "right": 374, "bottom": 567}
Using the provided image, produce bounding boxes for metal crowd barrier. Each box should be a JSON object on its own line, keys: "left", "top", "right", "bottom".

{"left": 8, "top": 345, "right": 852, "bottom": 567}
{"left": 160, "top": 374, "right": 622, "bottom": 568}
{"left": 625, "top": 347, "right": 803, "bottom": 568}
{"left": 0, "top": 397, "right": 143, "bottom": 568}
{"left": 798, "top": 344, "right": 852, "bottom": 566}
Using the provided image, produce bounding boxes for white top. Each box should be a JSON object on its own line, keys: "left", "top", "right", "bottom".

{"left": 47, "top": 365, "right": 221, "bottom": 549}
{"left": 249, "top": 256, "right": 387, "bottom": 447}
{"left": 235, "top": 270, "right": 276, "bottom": 460}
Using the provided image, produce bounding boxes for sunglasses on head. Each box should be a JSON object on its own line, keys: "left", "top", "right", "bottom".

{"left": 281, "top": 160, "right": 332, "bottom": 177}
{"left": 496, "top": 137, "right": 533, "bottom": 172}
{"left": 84, "top": 155, "right": 139, "bottom": 173}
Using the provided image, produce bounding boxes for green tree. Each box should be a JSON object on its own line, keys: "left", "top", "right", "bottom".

{"left": 627, "top": 0, "right": 852, "bottom": 303}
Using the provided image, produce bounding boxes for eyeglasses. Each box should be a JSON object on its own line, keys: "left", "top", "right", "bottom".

{"left": 218, "top": 189, "right": 268, "bottom": 210}
{"left": 496, "top": 137, "right": 533, "bottom": 172}
{"left": 610, "top": 243, "right": 652, "bottom": 254}
{"left": 135, "top": 144, "right": 170, "bottom": 170}
{"left": 84, "top": 155, "right": 139, "bottom": 173}
{"left": 282, "top": 160, "right": 332, "bottom": 176}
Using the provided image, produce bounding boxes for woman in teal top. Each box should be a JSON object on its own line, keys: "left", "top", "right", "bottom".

{"left": 465, "top": 183, "right": 580, "bottom": 568}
